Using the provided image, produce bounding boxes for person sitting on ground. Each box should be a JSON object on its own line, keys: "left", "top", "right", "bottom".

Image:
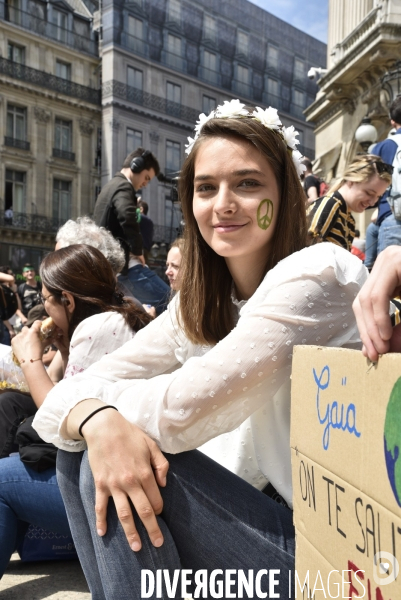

{"left": 17, "top": 265, "right": 42, "bottom": 318}
{"left": 308, "top": 154, "right": 392, "bottom": 251}
{"left": 165, "top": 237, "right": 184, "bottom": 293}
{"left": 33, "top": 101, "right": 369, "bottom": 598}
{"left": 0, "top": 244, "right": 151, "bottom": 578}
{"left": 301, "top": 157, "right": 321, "bottom": 203}
{"left": 55, "top": 216, "right": 155, "bottom": 317}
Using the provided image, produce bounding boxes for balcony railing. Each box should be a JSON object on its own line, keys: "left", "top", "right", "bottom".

{"left": 0, "top": 58, "right": 101, "bottom": 105}
{"left": 4, "top": 137, "right": 30, "bottom": 151}
{"left": 52, "top": 148, "right": 75, "bottom": 161}
{"left": 2, "top": 6, "right": 98, "bottom": 56}
{"left": 0, "top": 211, "right": 68, "bottom": 233}
{"left": 103, "top": 80, "right": 199, "bottom": 124}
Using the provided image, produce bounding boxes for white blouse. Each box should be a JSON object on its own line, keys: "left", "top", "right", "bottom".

{"left": 33, "top": 244, "right": 368, "bottom": 506}
{"left": 62, "top": 311, "right": 135, "bottom": 378}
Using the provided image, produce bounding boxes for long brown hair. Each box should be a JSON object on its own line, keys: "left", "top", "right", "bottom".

{"left": 40, "top": 244, "right": 151, "bottom": 339}
{"left": 178, "top": 115, "right": 308, "bottom": 345}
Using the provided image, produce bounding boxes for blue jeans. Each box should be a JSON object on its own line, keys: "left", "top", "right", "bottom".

{"left": 364, "top": 221, "right": 380, "bottom": 269}
{"left": 378, "top": 214, "right": 401, "bottom": 254}
{"left": 118, "top": 265, "right": 170, "bottom": 316}
{"left": 57, "top": 449, "right": 295, "bottom": 600}
{"left": 0, "top": 456, "right": 71, "bottom": 576}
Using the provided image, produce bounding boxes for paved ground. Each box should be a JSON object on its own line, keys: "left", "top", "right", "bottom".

{"left": 0, "top": 554, "right": 90, "bottom": 599}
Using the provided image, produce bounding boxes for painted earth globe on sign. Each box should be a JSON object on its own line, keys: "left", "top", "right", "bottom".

{"left": 384, "top": 377, "right": 401, "bottom": 507}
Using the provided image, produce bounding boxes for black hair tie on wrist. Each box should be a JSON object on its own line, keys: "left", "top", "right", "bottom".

{"left": 113, "top": 290, "right": 125, "bottom": 305}
{"left": 78, "top": 405, "right": 119, "bottom": 438}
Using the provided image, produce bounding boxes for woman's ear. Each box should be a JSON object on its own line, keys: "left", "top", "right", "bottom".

{"left": 61, "top": 291, "right": 75, "bottom": 314}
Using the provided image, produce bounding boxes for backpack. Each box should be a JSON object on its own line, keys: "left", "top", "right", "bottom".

{"left": 387, "top": 134, "right": 401, "bottom": 221}
{"left": 0, "top": 284, "right": 18, "bottom": 320}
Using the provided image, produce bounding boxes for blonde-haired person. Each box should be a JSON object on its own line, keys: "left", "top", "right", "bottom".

{"left": 165, "top": 238, "right": 184, "bottom": 292}
{"left": 308, "top": 154, "right": 392, "bottom": 251}
{"left": 34, "top": 101, "right": 367, "bottom": 598}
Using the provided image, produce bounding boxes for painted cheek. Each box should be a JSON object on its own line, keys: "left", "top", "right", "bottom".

{"left": 257, "top": 199, "right": 274, "bottom": 230}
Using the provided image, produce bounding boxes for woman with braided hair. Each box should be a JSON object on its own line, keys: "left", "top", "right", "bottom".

{"left": 35, "top": 102, "right": 369, "bottom": 598}
{"left": 0, "top": 244, "right": 150, "bottom": 577}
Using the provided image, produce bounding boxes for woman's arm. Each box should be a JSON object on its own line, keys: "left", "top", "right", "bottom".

{"left": 11, "top": 321, "right": 56, "bottom": 407}
{"left": 308, "top": 196, "right": 341, "bottom": 240}
{"left": 35, "top": 245, "right": 367, "bottom": 453}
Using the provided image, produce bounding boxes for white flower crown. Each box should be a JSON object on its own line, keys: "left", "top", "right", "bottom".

{"left": 185, "top": 99, "right": 306, "bottom": 177}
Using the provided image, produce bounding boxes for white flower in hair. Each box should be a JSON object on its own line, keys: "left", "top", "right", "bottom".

{"left": 194, "top": 111, "right": 215, "bottom": 134}
{"left": 215, "top": 99, "right": 248, "bottom": 118}
{"left": 292, "top": 149, "right": 306, "bottom": 177}
{"left": 185, "top": 136, "right": 196, "bottom": 155}
{"left": 282, "top": 125, "right": 299, "bottom": 150}
{"left": 252, "top": 106, "right": 281, "bottom": 130}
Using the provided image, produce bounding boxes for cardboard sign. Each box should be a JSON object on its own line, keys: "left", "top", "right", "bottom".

{"left": 291, "top": 346, "right": 401, "bottom": 599}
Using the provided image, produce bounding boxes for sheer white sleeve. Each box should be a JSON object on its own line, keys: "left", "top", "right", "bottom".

{"left": 33, "top": 244, "right": 368, "bottom": 453}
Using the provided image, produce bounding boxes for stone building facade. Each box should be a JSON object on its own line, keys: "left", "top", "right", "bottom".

{"left": 101, "top": 0, "right": 326, "bottom": 237}
{"left": 305, "top": 0, "right": 401, "bottom": 234}
{"left": 0, "top": 0, "right": 101, "bottom": 269}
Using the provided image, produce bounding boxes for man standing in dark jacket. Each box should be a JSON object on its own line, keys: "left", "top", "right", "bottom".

{"left": 94, "top": 148, "right": 170, "bottom": 314}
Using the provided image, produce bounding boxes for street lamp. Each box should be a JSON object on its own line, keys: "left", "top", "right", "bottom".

{"left": 355, "top": 117, "right": 378, "bottom": 152}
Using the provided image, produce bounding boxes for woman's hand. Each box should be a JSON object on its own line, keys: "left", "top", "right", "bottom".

{"left": 11, "top": 320, "right": 47, "bottom": 363}
{"left": 66, "top": 401, "right": 169, "bottom": 551}
{"left": 353, "top": 246, "right": 401, "bottom": 361}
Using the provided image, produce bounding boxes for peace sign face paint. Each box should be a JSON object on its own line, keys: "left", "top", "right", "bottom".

{"left": 257, "top": 199, "right": 274, "bottom": 230}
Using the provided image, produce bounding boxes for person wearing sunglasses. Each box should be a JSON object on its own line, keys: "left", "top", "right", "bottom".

{"left": 308, "top": 154, "right": 392, "bottom": 251}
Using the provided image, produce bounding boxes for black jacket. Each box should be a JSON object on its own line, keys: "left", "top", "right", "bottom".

{"left": 93, "top": 172, "right": 142, "bottom": 269}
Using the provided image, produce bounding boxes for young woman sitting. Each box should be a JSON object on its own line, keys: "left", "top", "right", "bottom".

{"left": 308, "top": 154, "right": 392, "bottom": 251}
{"left": 0, "top": 244, "right": 150, "bottom": 577}
{"left": 34, "top": 102, "right": 368, "bottom": 598}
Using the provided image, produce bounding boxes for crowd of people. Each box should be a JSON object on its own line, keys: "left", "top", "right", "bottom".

{"left": 0, "top": 96, "right": 400, "bottom": 598}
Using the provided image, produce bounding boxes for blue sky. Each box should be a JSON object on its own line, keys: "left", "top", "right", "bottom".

{"left": 249, "top": 0, "right": 328, "bottom": 44}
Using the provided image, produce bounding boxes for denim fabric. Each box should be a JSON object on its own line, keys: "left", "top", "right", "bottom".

{"left": 378, "top": 214, "right": 401, "bottom": 254}
{"left": 57, "top": 449, "right": 295, "bottom": 599}
{"left": 0, "top": 456, "right": 70, "bottom": 577}
{"left": 364, "top": 222, "right": 380, "bottom": 269}
{"left": 118, "top": 265, "right": 170, "bottom": 316}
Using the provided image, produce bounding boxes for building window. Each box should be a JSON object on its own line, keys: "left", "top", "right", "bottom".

{"left": 128, "top": 16, "right": 143, "bottom": 39}
{"left": 168, "top": 0, "right": 181, "bottom": 24}
{"left": 8, "top": 42, "right": 25, "bottom": 64}
{"left": 202, "top": 95, "right": 216, "bottom": 115}
{"left": 203, "top": 15, "right": 216, "bottom": 43}
{"left": 6, "top": 0, "right": 21, "bottom": 25}
{"left": 7, "top": 104, "right": 26, "bottom": 141}
{"left": 52, "top": 9, "right": 68, "bottom": 43}
{"left": 166, "top": 140, "right": 181, "bottom": 175}
{"left": 167, "top": 81, "right": 181, "bottom": 104}
{"left": 54, "top": 118, "right": 74, "bottom": 160}
{"left": 204, "top": 50, "right": 216, "bottom": 72}
{"left": 294, "top": 58, "right": 305, "bottom": 80}
{"left": 5, "top": 169, "right": 26, "bottom": 213}
{"left": 237, "top": 31, "right": 248, "bottom": 57}
{"left": 127, "top": 66, "right": 143, "bottom": 90}
{"left": 56, "top": 60, "right": 71, "bottom": 80}
{"left": 237, "top": 65, "right": 249, "bottom": 84}
{"left": 268, "top": 78, "right": 279, "bottom": 97}
{"left": 267, "top": 45, "right": 279, "bottom": 69}
{"left": 52, "top": 179, "right": 71, "bottom": 222}
{"left": 167, "top": 34, "right": 181, "bottom": 56}
{"left": 293, "top": 89, "right": 305, "bottom": 107}
{"left": 126, "top": 128, "right": 142, "bottom": 154}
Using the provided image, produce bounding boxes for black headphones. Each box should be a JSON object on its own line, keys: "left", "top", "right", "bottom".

{"left": 130, "top": 150, "right": 152, "bottom": 174}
